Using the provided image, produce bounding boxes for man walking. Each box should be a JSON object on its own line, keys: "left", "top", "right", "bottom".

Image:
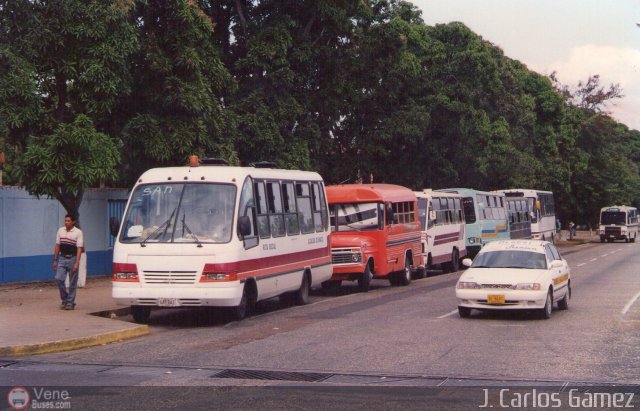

{"left": 53, "top": 214, "right": 84, "bottom": 310}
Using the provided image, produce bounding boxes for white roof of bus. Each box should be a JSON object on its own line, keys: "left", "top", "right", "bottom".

{"left": 415, "top": 189, "right": 461, "bottom": 199}
{"left": 136, "top": 166, "right": 323, "bottom": 185}
{"left": 438, "top": 188, "right": 504, "bottom": 197}
{"left": 497, "top": 188, "right": 553, "bottom": 196}
{"left": 600, "top": 205, "right": 636, "bottom": 212}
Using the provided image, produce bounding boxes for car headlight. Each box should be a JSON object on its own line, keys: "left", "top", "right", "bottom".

{"left": 457, "top": 281, "right": 481, "bottom": 289}
{"left": 514, "top": 283, "right": 541, "bottom": 290}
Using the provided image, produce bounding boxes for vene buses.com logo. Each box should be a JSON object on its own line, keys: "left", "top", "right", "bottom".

{"left": 7, "top": 386, "right": 30, "bottom": 410}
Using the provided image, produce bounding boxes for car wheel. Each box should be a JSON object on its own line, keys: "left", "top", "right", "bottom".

{"left": 358, "top": 264, "right": 372, "bottom": 292}
{"left": 540, "top": 290, "right": 553, "bottom": 319}
{"left": 458, "top": 306, "right": 471, "bottom": 318}
{"left": 558, "top": 287, "right": 570, "bottom": 310}
{"left": 131, "top": 305, "right": 151, "bottom": 324}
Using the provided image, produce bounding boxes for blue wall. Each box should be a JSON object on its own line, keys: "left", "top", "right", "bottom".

{"left": 0, "top": 187, "right": 129, "bottom": 283}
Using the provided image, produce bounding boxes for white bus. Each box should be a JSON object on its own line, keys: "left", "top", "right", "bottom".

{"left": 499, "top": 189, "right": 556, "bottom": 243}
{"left": 598, "top": 206, "right": 638, "bottom": 243}
{"left": 111, "top": 158, "right": 332, "bottom": 323}
{"left": 415, "top": 189, "right": 466, "bottom": 273}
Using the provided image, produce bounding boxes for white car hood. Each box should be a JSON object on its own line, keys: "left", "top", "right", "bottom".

{"left": 459, "top": 267, "right": 548, "bottom": 285}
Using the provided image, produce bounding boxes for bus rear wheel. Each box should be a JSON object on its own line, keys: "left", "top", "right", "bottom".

{"left": 397, "top": 257, "right": 412, "bottom": 286}
{"left": 294, "top": 273, "right": 311, "bottom": 305}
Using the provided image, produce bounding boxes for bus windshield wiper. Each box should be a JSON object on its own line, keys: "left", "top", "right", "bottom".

{"left": 140, "top": 207, "right": 177, "bottom": 247}
{"left": 181, "top": 212, "right": 202, "bottom": 247}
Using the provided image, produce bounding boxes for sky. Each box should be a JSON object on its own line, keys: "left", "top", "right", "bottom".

{"left": 413, "top": 0, "right": 640, "bottom": 131}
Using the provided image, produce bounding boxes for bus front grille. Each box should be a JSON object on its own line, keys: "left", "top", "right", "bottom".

{"left": 141, "top": 271, "right": 198, "bottom": 284}
{"left": 605, "top": 227, "right": 621, "bottom": 236}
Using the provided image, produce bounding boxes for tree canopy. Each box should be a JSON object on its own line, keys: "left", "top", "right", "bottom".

{"left": 1, "top": 0, "right": 638, "bottom": 227}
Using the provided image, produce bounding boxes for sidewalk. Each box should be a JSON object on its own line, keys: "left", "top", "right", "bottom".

{"left": 0, "top": 276, "right": 148, "bottom": 357}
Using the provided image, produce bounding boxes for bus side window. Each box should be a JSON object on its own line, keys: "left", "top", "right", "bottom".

{"left": 254, "top": 181, "right": 271, "bottom": 239}
{"left": 266, "top": 181, "right": 285, "bottom": 237}
{"left": 311, "top": 182, "right": 326, "bottom": 232}
{"left": 296, "top": 182, "right": 315, "bottom": 234}
{"left": 282, "top": 182, "right": 300, "bottom": 235}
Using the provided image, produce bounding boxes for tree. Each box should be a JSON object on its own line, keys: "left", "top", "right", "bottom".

{"left": 20, "top": 115, "right": 119, "bottom": 225}
{"left": 0, "top": 0, "right": 138, "bottom": 222}
{"left": 119, "top": 0, "right": 236, "bottom": 183}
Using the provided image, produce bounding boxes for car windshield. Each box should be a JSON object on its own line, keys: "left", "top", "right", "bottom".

{"left": 472, "top": 250, "right": 547, "bottom": 269}
{"left": 120, "top": 183, "right": 237, "bottom": 244}
{"left": 330, "top": 202, "right": 380, "bottom": 231}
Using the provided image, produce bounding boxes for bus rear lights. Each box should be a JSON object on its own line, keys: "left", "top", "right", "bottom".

{"left": 112, "top": 263, "right": 139, "bottom": 281}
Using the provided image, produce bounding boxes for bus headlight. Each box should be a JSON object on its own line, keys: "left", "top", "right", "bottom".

{"left": 201, "top": 264, "right": 238, "bottom": 282}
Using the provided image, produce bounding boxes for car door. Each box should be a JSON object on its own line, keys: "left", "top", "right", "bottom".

{"left": 546, "top": 244, "right": 569, "bottom": 299}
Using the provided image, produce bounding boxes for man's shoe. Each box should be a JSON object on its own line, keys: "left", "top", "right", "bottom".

{"left": 64, "top": 304, "right": 75, "bottom": 310}
{"left": 60, "top": 302, "right": 66, "bottom": 309}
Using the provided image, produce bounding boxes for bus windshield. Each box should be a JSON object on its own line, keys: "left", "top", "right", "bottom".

{"left": 330, "top": 202, "right": 380, "bottom": 232}
{"left": 601, "top": 211, "right": 626, "bottom": 225}
{"left": 120, "top": 183, "right": 237, "bottom": 244}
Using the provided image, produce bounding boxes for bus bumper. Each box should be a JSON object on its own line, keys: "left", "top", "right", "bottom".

{"left": 112, "top": 282, "right": 244, "bottom": 307}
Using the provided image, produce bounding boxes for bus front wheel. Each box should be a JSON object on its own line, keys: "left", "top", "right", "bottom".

{"left": 226, "top": 287, "right": 249, "bottom": 321}
{"left": 358, "top": 264, "right": 372, "bottom": 292}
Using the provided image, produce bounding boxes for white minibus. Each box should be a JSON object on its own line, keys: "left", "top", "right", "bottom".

{"left": 415, "top": 189, "right": 466, "bottom": 273}
{"left": 111, "top": 158, "right": 332, "bottom": 323}
{"left": 598, "top": 205, "right": 638, "bottom": 243}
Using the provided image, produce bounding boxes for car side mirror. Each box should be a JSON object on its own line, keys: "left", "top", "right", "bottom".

{"left": 462, "top": 258, "right": 473, "bottom": 267}
{"left": 550, "top": 260, "right": 563, "bottom": 269}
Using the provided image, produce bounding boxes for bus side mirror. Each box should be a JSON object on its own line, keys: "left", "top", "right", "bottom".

{"left": 109, "top": 217, "right": 120, "bottom": 237}
{"left": 238, "top": 215, "right": 252, "bottom": 237}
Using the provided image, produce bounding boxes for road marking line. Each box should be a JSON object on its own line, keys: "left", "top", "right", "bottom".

{"left": 601, "top": 254, "right": 609, "bottom": 257}
{"left": 576, "top": 263, "right": 586, "bottom": 267}
{"left": 589, "top": 258, "right": 597, "bottom": 262}
{"left": 621, "top": 291, "right": 640, "bottom": 315}
{"left": 438, "top": 309, "right": 459, "bottom": 319}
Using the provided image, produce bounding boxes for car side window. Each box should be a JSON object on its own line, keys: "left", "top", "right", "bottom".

{"left": 544, "top": 246, "right": 555, "bottom": 263}
{"left": 548, "top": 244, "right": 561, "bottom": 260}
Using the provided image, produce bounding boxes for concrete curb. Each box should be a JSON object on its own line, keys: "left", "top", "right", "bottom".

{"left": 0, "top": 325, "right": 149, "bottom": 357}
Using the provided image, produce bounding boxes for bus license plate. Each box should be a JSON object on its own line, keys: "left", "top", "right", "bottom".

{"left": 487, "top": 294, "right": 505, "bottom": 305}
{"left": 158, "top": 298, "right": 179, "bottom": 307}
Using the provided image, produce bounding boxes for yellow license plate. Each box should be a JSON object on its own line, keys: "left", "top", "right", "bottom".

{"left": 487, "top": 294, "right": 505, "bottom": 305}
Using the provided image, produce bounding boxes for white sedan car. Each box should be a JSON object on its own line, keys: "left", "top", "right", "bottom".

{"left": 456, "top": 240, "right": 571, "bottom": 319}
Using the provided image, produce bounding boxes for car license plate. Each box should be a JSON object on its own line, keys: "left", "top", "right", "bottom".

{"left": 158, "top": 298, "right": 179, "bottom": 307}
{"left": 487, "top": 294, "right": 505, "bottom": 305}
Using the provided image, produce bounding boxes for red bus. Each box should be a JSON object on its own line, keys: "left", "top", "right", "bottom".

{"left": 326, "top": 184, "right": 423, "bottom": 292}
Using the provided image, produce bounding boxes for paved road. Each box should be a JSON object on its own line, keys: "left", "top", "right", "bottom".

{"left": 3, "top": 241, "right": 640, "bottom": 407}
